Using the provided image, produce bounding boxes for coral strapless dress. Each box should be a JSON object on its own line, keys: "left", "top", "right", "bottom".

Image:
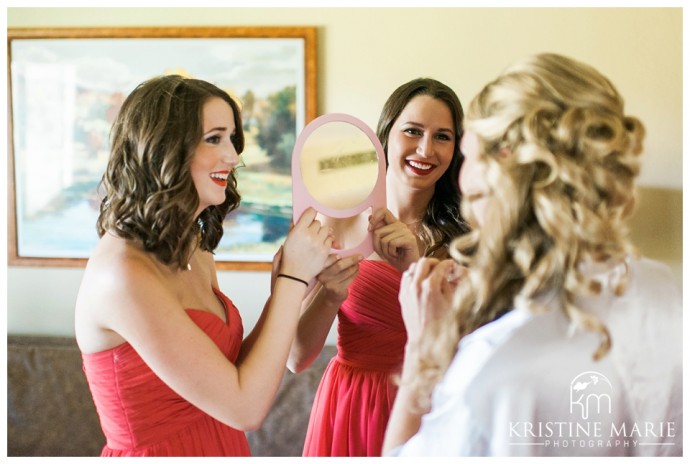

{"left": 81, "top": 288, "right": 251, "bottom": 456}
{"left": 302, "top": 260, "right": 406, "bottom": 456}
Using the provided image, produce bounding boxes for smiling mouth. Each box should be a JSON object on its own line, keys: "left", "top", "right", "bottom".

{"left": 210, "top": 171, "right": 229, "bottom": 187}
{"left": 406, "top": 160, "right": 435, "bottom": 175}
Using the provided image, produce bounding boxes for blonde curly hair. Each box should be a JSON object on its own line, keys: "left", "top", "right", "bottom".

{"left": 406, "top": 53, "right": 645, "bottom": 411}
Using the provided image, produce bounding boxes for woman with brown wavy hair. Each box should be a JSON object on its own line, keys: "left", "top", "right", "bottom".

{"left": 75, "top": 75, "right": 332, "bottom": 456}
{"left": 289, "top": 78, "right": 468, "bottom": 456}
{"left": 384, "top": 53, "right": 682, "bottom": 457}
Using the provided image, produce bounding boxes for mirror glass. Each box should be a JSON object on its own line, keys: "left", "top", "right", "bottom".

{"left": 292, "top": 113, "right": 386, "bottom": 257}
{"left": 300, "top": 121, "right": 379, "bottom": 210}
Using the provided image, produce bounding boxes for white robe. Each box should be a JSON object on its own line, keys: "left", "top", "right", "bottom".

{"left": 395, "top": 256, "right": 682, "bottom": 457}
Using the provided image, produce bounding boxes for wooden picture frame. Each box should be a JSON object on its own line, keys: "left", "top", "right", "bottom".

{"left": 7, "top": 26, "right": 317, "bottom": 270}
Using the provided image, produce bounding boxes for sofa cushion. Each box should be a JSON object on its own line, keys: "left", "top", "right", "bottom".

{"left": 7, "top": 336, "right": 105, "bottom": 456}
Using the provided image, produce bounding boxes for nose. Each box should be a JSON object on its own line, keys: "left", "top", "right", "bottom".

{"left": 416, "top": 134, "right": 433, "bottom": 157}
{"left": 222, "top": 141, "right": 241, "bottom": 168}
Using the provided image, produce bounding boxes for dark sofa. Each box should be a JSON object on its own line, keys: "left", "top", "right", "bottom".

{"left": 7, "top": 335, "right": 336, "bottom": 457}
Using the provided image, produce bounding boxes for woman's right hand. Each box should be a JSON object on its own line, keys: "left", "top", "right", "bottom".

{"left": 315, "top": 253, "right": 363, "bottom": 305}
{"left": 369, "top": 208, "right": 421, "bottom": 272}
{"left": 398, "top": 258, "right": 464, "bottom": 345}
{"left": 280, "top": 207, "right": 333, "bottom": 284}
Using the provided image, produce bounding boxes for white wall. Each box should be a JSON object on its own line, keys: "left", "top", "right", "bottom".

{"left": 6, "top": 7, "right": 683, "bottom": 340}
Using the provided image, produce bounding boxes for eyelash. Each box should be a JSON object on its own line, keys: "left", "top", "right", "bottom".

{"left": 403, "top": 128, "right": 452, "bottom": 141}
{"left": 205, "top": 133, "right": 238, "bottom": 145}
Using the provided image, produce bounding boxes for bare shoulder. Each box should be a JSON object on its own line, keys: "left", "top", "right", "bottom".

{"left": 75, "top": 234, "right": 172, "bottom": 353}
{"left": 81, "top": 233, "right": 167, "bottom": 299}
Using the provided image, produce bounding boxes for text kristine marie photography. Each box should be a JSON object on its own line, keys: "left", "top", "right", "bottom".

{"left": 508, "top": 371, "right": 677, "bottom": 451}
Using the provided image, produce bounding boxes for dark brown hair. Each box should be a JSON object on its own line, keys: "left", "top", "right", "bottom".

{"left": 376, "top": 78, "right": 468, "bottom": 257}
{"left": 97, "top": 75, "right": 244, "bottom": 269}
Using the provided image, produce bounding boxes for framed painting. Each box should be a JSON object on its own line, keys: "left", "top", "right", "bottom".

{"left": 7, "top": 26, "right": 317, "bottom": 270}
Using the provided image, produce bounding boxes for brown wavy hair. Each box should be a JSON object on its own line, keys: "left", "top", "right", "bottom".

{"left": 376, "top": 78, "right": 469, "bottom": 258}
{"left": 407, "top": 54, "right": 645, "bottom": 410}
{"left": 97, "top": 75, "right": 244, "bottom": 270}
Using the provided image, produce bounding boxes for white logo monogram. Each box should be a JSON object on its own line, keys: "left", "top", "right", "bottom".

{"left": 569, "top": 371, "right": 613, "bottom": 420}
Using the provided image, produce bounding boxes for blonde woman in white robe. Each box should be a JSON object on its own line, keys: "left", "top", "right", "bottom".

{"left": 384, "top": 53, "right": 682, "bottom": 457}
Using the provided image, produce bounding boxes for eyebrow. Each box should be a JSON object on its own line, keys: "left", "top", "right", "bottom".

{"left": 203, "top": 126, "right": 228, "bottom": 135}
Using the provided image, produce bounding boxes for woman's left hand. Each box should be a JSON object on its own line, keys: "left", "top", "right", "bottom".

{"left": 369, "top": 208, "right": 421, "bottom": 272}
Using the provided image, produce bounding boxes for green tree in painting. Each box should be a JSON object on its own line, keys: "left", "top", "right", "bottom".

{"left": 241, "top": 89, "right": 256, "bottom": 130}
{"left": 255, "top": 85, "right": 296, "bottom": 173}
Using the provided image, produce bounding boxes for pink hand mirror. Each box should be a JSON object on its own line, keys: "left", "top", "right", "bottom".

{"left": 292, "top": 113, "right": 387, "bottom": 257}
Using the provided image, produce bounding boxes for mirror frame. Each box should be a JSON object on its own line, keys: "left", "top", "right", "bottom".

{"left": 291, "top": 113, "right": 386, "bottom": 257}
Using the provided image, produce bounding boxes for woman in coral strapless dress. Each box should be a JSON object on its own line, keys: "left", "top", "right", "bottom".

{"left": 75, "top": 75, "right": 331, "bottom": 456}
{"left": 288, "top": 78, "right": 468, "bottom": 456}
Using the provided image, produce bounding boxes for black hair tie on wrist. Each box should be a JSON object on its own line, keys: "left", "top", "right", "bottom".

{"left": 276, "top": 273, "right": 309, "bottom": 287}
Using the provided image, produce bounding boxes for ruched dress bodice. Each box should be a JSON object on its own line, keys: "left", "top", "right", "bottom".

{"left": 303, "top": 260, "right": 406, "bottom": 456}
{"left": 81, "top": 288, "right": 251, "bottom": 456}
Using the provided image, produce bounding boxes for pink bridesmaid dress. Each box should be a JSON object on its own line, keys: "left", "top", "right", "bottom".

{"left": 302, "top": 260, "right": 406, "bottom": 456}
{"left": 81, "top": 288, "right": 251, "bottom": 456}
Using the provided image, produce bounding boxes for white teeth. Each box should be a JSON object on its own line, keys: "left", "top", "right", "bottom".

{"left": 408, "top": 160, "right": 432, "bottom": 170}
{"left": 210, "top": 172, "right": 228, "bottom": 180}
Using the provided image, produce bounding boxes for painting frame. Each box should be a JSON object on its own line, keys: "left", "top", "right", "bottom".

{"left": 7, "top": 26, "right": 317, "bottom": 271}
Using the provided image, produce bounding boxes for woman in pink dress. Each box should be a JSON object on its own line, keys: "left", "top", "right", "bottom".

{"left": 287, "top": 78, "right": 468, "bottom": 456}
{"left": 75, "top": 75, "right": 332, "bottom": 456}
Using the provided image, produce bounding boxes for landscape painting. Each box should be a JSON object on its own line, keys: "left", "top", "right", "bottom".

{"left": 8, "top": 27, "right": 316, "bottom": 270}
